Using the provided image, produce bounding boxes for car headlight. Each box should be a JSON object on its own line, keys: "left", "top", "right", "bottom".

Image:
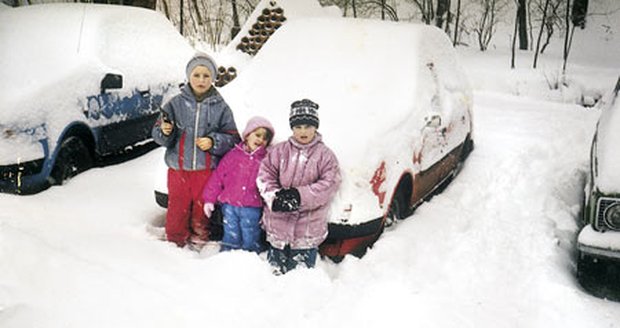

{"left": 604, "top": 203, "right": 620, "bottom": 230}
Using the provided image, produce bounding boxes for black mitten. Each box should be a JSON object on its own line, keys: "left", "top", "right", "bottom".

{"left": 272, "top": 188, "right": 301, "bottom": 212}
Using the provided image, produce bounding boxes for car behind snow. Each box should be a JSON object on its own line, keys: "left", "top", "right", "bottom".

{"left": 577, "top": 76, "right": 620, "bottom": 297}
{"left": 0, "top": 3, "right": 194, "bottom": 194}
{"left": 155, "top": 17, "right": 474, "bottom": 259}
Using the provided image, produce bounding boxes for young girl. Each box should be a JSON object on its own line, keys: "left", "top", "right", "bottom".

{"left": 152, "top": 52, "right": 240, "bottom": 248}
{"left": 202, "top": 116, "right": 275, "bottom": 253}
{"left": 257, "top": 99, "right": 341, "bottom": 274}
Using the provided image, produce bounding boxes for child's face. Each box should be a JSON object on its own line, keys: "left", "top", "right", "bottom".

{"left": 246, "top": 127, "right": 270, "bottom": 151}
{"left": 292, "top": 124, "right": 317, "bottom": 145}
{"left": 189, "top": 66, "right": 213, "bottom": 97}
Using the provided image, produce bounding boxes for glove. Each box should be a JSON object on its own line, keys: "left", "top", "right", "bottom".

{"left": 203, "top": 203, "right": 215, "bottom": 217}
{"left": 271, "top": 188, "right": 300, "bottom": 212}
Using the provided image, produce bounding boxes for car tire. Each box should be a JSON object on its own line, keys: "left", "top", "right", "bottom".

{"left": 385, "top": 188, "right": 408, "bottom": 227}
{"left": 50, "top": 136, "right": 93, "bottom": 185}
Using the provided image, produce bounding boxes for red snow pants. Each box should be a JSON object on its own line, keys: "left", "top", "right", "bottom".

{"left": 166, "top": 168, "right": 212, "bottom": 247}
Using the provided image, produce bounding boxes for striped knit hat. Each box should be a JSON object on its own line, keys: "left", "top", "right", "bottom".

{"left": 289, "top": 99, "right": 319, "bottom": 129}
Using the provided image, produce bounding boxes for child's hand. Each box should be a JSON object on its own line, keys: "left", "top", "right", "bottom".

{"left": 203, "top": 203, "right": 215, "bottom": 217}
{"left": 196, "top": 137, "right": 213, "bottom": 151}
{"left": 161, "top": 122, "right": 173, "bottom": 135}
{"left": 272, "top": 188, "right": 300, "bottom": 212}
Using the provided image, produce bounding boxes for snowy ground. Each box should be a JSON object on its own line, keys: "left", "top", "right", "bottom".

{"left": 2, "top": 3, "right": 620, "bottom": 326}
{"left": 1, "top": 73, "right": 620, "bottom": 327}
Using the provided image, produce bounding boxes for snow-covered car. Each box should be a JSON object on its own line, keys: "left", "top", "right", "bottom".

{"left": 578, "top": 76, "right": 620, "bottom": 290}
{"left": 155, "top": 17, "right": 474, "bottom": 259}
{"left": 0, "top": 3, "right": 194, "bottom": 194}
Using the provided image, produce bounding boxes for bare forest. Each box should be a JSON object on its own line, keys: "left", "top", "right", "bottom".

{"left": 2, "top": 0, "right": 615, "bottom": 71}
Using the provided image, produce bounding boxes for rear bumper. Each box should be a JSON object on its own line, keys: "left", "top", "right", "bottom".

{"left": 320, "top": 217, "right": 384, "bottom": 258}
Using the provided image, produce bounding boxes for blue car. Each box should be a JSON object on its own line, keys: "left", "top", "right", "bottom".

{"left": 0, "top": 4, "right": 194, "bottom": 194}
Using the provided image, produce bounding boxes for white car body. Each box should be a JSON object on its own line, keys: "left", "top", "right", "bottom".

{"left": 155, "top": 16, "right": 474, "bottom": 257}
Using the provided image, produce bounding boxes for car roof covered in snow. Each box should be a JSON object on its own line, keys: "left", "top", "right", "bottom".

{"left": 222, "top": 17, "right": 471, "bottom": 168}
{"left": 0, "top": 3, "right": 193, "bottom": 124}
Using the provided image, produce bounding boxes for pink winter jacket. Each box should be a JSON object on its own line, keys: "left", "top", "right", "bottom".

{"left": 202, "top": 143, "right": 267, "bottom": 208}
{"left": 257, "top": 133, "right": 341, "bottom": 249}
{"left": 202, "top": 116, "right": 275, "bottom": 208}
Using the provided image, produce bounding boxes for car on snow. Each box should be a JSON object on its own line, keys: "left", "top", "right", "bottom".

{"left": 577, "top": 76, "right": 620, "bottom": 295}
{"left": 0, "top": 3, "right": 194, "bottom": 194}
{"left": 155, "top": 17, "right": 474, "bottom": 259}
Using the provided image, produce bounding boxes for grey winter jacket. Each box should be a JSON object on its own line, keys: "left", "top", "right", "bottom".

{"left": 152, "top": 85, "right": 240, "bottom": 171}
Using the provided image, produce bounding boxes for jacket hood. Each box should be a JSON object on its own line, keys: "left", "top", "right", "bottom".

{"left": 242, "top": 116, "right": 275, "bottom": 146}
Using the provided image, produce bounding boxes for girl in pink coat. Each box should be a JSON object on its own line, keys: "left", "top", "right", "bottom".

{"left": 257, "top": 99, "right": 341, "bottom": 274}
{"left": 202, "top": 116, "right": 275, "bottom": 252}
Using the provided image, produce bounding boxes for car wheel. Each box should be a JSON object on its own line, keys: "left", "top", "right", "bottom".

{"left": 385, "top": 189, "right": 408, "bottom": 227}
{"left": 50, "top": 136, "right": 93, "bottom": 185}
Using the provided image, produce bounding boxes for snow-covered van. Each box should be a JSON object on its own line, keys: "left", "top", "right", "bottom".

{"left": 0, "top": 4, "right": 194, "bottom": 194}
{"left": 155, "top": 17, "right": 474, "bottom": 259}
{"left": 578, "top": 77, "right": 620, "bottom": 291}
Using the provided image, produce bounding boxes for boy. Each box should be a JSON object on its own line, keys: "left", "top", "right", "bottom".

{"left": 152, "top": 52, "right": 240, "bottom": 248}
{"left": 257, "top": 99, "right": 341, "bottom": 274}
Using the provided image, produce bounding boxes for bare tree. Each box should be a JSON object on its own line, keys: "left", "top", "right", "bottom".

{"left": 532, "top": 0, "right": 550, "bottom": 68}
{"left": 436, "top": 0, "right": 450, "bottom": 28}
{"left": 517, "top": 0, "right": 528, "bottom": 49}
{"left": 453, "top": 0, "right": 461, "bottom": 46}
{"left": 563, "top": 0, "right": 589, "bottom": 73}
{"left": 230, "top": 0, "right": 241, "bottom": 39}
{"left": 473, "top": 0, "right": 499, "bottom": 51}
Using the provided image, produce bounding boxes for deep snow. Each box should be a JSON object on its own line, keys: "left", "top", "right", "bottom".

{"left": 2, "top": 0, "right": 620, "bottom": 327}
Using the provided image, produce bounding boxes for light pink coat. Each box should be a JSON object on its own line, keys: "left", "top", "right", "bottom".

{"left": 257, "top": 133, "right": 341, "bottom": 249}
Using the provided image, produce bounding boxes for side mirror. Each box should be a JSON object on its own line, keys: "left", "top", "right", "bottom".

{"left": 424, "top": 113, "right": 442, "bottom": 128}
{"left": 101, "top": 73, "right": 123, "bottom": 93}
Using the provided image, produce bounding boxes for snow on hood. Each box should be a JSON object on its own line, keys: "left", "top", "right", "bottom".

{"left": 218, "top": 0, "right": 341, "bottom": 72}
{"left": 595, "top": 78, "right": 620, "bottom": 193}
{"left": 0, "top": 4, "right": 193, "bottom": 127}
{"left": 221, "top": 17, "right": 470, "bottom": 222}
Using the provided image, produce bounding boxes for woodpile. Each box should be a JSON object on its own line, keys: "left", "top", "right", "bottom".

{"left": 217, "top": 3, "right": 287, "bottom": 87}
{"left": 215, "top": 66, "right": 237, "bottom": 87}
{"left": 236, "top": 5, "right": 286, "bottom": 56}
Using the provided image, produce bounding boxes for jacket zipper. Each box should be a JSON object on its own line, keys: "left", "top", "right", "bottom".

{"left": 192, "top": 102, "right": 201, "bottom": 170}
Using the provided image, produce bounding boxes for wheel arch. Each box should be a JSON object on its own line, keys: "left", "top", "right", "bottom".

{"left": 384, "top": 171, "right": 414, "bottom": 218}
{"left": 45, "top": 122, "right": 97, "bottom": 177}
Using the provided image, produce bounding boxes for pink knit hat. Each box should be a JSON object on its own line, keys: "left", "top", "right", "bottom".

{"left": 242, "top": 116, "right": 275, "bottom": 146}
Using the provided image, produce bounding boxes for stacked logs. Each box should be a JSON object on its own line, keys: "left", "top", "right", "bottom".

{"left": 236, "top": 6, "right": 286, "bottom": 56}
{"left": 214, "top": 66, "right": 237, "bottom": 87}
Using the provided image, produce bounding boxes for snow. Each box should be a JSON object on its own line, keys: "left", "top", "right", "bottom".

{"left": 218, "top": 17, "right": 474, "bottom": 223}
{"left": 595, "top": 85, "right": 620, "bottom": 193}
{"left": 0, "top": 4, "right": 194, "bottom": 164}
{"left": 2, "top": 1, "right": 620, "bottom": 327}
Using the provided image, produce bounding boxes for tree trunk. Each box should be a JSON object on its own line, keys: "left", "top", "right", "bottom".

{"left": 453, "top": 0, "right": 461, "bottom": 46}
{"left": 517, "top": 0, "right": 528, "bottom": 50}
{"left": 381, "top": 0, "right": 386, "bottom": 20}
{"left": 533, "top": 0, "right": 550, "bottom": 68}
{"left": 444, "top": 0, "right": 452, "bottom": 34}
{"left": 179, "top": 0, "right": 184, "bottom": 36}
{"left": 511, "top": 3, "right": 519, "bottom": 68}
{"left": 562, "top": 0, "right": 571, "bottom": 74}
{"left": 230, "top": 0, "right": 241, "bottom": 39}
{"left": 436, "top": 0, "right": 450, "bottom": 29}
